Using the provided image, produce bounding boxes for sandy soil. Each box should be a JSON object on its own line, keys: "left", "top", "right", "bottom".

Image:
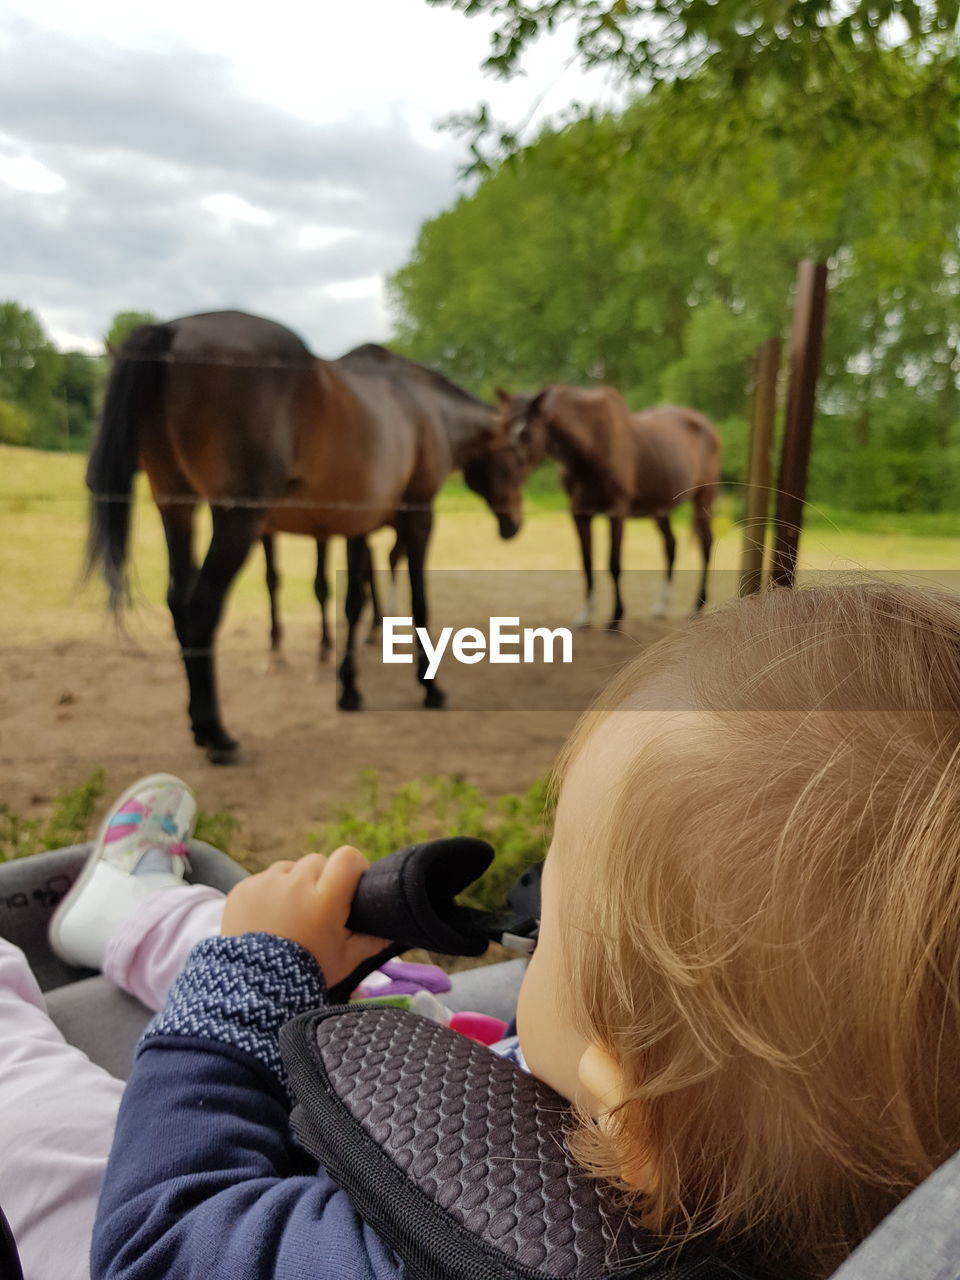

{"left": 0, "top": 605, "right": 672, "bottom": 864}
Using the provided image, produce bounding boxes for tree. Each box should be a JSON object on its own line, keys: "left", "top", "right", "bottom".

{"left": 54, "top": 350, "right": 102, "bottom": 449}
{"left": 0, "top": 400, "right": 31, "bottom": 446}
{"left": 0, "top": 302, "right": 62, "bottom": 447}
{"left": 104, "top": 310, "right": 160, "bottom": 354}
{"left": 0, "top": 303, "right": 107, "bottom": 450}
{"left": 431, "top": 0, "right": 959, "bottom": 168}
{"left": 430, "top": 0, "right": 958, "bottom": 80}
{"left": 389, "top": 59, "right": 960, "bottom": 512}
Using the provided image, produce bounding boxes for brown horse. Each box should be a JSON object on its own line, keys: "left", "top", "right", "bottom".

{"left": 496, "top": 385, "right": 721, "bottom": 628}
{"left": 85, "top": 313, "right": 524, "bottom": 762}
{"left": 261, "top": 345, "right": 526, "bottom": 667}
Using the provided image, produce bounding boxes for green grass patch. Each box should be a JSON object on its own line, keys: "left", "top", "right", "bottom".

{"left": 438, "top": 462, "right": 570, "bottom": 515}
{"left": 314, "top": 769, "right": 553, "bottom": 911}
{"left": 1, "top": 767, "right": 242, "bottom": 868}
{"left": 3, "top": 768, "right": 552, "bottom": 916}
{"left": 194, "top": 808, "right": 242, "bottom": 858}
{"left": 0, "top": 768, "right": 107, "bottom": 861}
{"left": 800, "top": 505, "right": 960, "bottom": 539}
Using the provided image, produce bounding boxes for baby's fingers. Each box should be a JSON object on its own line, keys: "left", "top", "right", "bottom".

{"left": 309, "top": 845, "right": 369, "bottom": 918}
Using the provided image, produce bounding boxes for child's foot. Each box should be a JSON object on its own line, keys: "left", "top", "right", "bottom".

{"left": 49, "top": 773, "right": 197, "bottom": 970}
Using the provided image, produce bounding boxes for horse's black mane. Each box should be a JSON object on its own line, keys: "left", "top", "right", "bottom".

{"left": 339, "top": 343, "right": 489, "bottom": 410}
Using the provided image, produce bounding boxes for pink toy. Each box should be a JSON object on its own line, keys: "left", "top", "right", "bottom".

{"left": 448, "top": 1011, "right": 509, "bottom": 1046}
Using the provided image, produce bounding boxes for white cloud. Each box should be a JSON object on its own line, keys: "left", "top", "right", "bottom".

{"left": 325, "top": 276, "right": 382, "bottom": 302}
{"left": 0, "top": 143, "right": 66, "bottom": 194}
{"left": 0, "top": 1, "right": 622, "bottom": 353}
{"left": 201, "top": 193, "right": 277, "bottom": 228}
{"left": 296, "top": 224, "right": 360, "bottom": 251}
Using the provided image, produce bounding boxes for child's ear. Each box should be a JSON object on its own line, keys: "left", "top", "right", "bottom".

{"left": 578, "top": 1045, "right": 660, "bottom": 1194}
{"left": 578, "top": 1043, "right": 626, "bottom": 1115}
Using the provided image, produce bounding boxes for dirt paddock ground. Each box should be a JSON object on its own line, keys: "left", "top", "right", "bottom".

{"left": 1, "top": 610, "right": 673, "bottom": 864}
{"left": 3, "top": 446, "right": 957, "bottom": 863}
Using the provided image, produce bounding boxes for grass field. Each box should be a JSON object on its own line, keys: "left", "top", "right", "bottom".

{"left": 3, "top": 444, "right": 959, "bottom": 645}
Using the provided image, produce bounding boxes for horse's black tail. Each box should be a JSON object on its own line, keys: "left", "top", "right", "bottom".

{"left": 85, "top": 322, "right": 174, "bottom": 613}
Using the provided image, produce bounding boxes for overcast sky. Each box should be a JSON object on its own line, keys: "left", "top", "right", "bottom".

{"left": 1, "top": 0, "right": 621, "bottom": 354}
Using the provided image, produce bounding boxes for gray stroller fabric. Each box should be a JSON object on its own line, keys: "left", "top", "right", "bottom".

{"left": 0, "top": 840, "right": 247, "bottom": 992}
{"left": 0, "top": 844, "right": 92, "bottom": 992}
{"left": 44, "top": 977, "right": 157, "bottom": 1080}
{"left": 0, "top": 843, "right": 528, "bottom": 1079}
{"left": 830, "top": 1145, "right": 960, "bottom": 1280}
{"left": 282, "top": 1003, "right": 772, "bottom": 1280}
{"left": 0, "top": 841, "right": 248, "bottom": 1077}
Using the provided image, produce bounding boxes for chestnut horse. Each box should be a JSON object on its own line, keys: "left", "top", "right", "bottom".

{"left": 85, "top": 313, "right": 523, "bottom": 762}
{"left": 496, "top": 385, "right": 721, "bottom": 628}
{"left": 261, "top": 345, "right": 525, "bottom": 666}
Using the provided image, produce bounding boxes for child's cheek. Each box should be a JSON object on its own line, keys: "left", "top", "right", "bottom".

{"left": 515, "top": 947, "right": 586, "bottom": 1104}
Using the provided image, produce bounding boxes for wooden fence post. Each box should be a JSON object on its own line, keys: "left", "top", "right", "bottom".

{"left": 770, "top": 259, "right": 829, "bottom": 588}
{"left": 739, "top": 336, "right": 781, "bottom": 596}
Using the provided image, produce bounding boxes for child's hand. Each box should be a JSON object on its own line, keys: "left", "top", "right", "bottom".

{"left": 221, "top": 846, "right": 390, "bottom": 989}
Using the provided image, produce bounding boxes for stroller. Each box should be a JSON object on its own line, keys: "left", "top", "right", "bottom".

{"left": 1, "top": 839, "right": 958, "bottom": 1280}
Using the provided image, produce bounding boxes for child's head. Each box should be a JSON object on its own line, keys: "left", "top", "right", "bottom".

{"left": 517, "top": 582, "right": 960, "bottom": 1276}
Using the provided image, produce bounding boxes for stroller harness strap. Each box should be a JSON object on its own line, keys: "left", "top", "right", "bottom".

{"left": 280, "top": 1004, "right": 761, "bottom": 1280}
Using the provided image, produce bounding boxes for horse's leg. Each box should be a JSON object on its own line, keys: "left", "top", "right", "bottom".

{"left": 386, "top": 532, "right": 405, "bottom": 617}
{"left": 262, "top": 534, "right": 286, "bottom": 672}
{"left": 651, "top": 514, "right": 677, "bottom": 620}
{"left": 337, "top": 536, "right": 370, "bottom": 711}
{"left": 571, "top": 512, "right": 595, "bottom": 628}
{"left": 692, "top": 490, "right": 714, "bottom": 613}
{"left": 181, "top": 505, "right": 263, "bottom": 763}
{"left": 365, "top": 541, "right": 384, "bottom": 646}
{"left": 398, "top": 510, "right": 444, "bottom": 709}
{"left": 315, "top": 538, "right": 333, "bottom": 665}
{"left": 607, "top": 516, "right": 625, "bottom": 631}
{"left": 160, "top": 502, "right": 198, "bottom": 654}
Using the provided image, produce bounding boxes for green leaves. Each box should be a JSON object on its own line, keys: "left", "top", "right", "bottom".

{"left": 103, "top": 310, "right": 160, "bottom": 354}
{"left": 431, "top": 1, "right": 959, "bottom": 167}
{"left": 314, "top": 770, "right": 552, "bottom": 912}
{"left": 390, "top": 43, "right": 959, "bottom": 512}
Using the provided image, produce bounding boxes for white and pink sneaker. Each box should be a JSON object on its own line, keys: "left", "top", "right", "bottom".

{"left": 49, "top": 773, "right": 197, "bottom": 970}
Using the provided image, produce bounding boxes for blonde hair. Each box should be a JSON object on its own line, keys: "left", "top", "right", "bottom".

{"left": 561, "top": 583, "right": 960, "bottom": 1277}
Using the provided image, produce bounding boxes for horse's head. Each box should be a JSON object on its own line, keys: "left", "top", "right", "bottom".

{"left": 494, "top": 387, "right": 550, "bottom": 471}
{"left": 462, "top": 436, "right": 526, "bottom": 539}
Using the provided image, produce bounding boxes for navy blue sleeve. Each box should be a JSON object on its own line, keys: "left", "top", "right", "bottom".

{"left": 91, "top": 935, "right": 407, "bottom": 1280}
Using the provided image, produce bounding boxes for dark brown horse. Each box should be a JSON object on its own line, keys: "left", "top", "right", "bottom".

{"left": 496, "top": 385, "right": 721, "bottom": 628}
{"left": 85, "top": 313, "right": 524, "bottom": 762}
{"left": 261, "top": 345, "right": 525, "bottom": 667}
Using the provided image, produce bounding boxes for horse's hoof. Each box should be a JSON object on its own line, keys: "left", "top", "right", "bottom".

{"left": 423, "top": 686, "right": 446, "bottom": 710}
{"left": 194, "top": 726, "right": 240, "bottom": 764}
{"left": 319, "top": 646, "right": 332, "bottom": 664}
{"left": 605, "top": 618, "right": 623, "bottom": 633}
{"left": 193, "top": 725, "right": 236, "bottom": 749}
{"left": 338, "top": 689, "right": 363, "bottom": 712}
{"left": 261, "top": 653, "right": 288, "bottom": 675}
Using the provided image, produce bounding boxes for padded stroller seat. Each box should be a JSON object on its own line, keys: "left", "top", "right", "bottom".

{"left": 4, "top": 844, "right": 960, "bottom": 1278}
{"left": 0, "top": 840, "right": 247, "bottom": 1077}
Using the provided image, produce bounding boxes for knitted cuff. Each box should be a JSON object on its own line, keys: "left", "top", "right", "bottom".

{"left": 140, "top": 933, "right": 327, "bottom": 1087}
